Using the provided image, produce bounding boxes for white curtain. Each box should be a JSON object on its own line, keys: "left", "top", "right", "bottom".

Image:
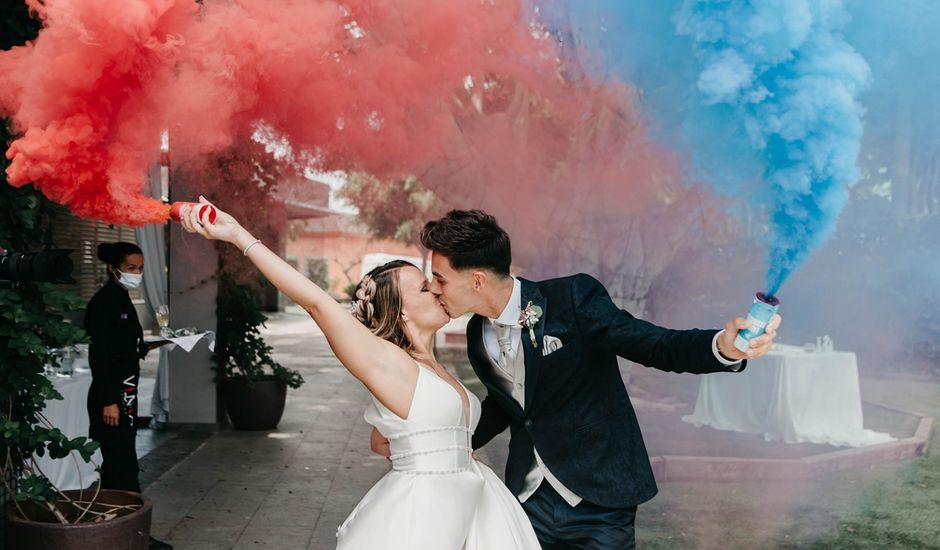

{"left": 135, "top": 164, "right": 170, "bottom": 425}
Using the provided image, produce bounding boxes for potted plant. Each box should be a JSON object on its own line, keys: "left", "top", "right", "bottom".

{"left": 0, "top": 184, "right": 153, "bottom": 548}
{"left": 214, "top": 278, "right": 304, "bottom": 430}
{"left": 198, "top": 140, "right": 304, "bottom": 431}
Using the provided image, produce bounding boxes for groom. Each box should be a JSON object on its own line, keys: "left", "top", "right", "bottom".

{"left": 379, "top": 209, "right": 780, "bottom": 548}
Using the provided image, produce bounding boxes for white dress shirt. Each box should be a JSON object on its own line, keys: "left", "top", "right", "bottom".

{"left": 482, "top": 277, "right": 584, "bottom": 505}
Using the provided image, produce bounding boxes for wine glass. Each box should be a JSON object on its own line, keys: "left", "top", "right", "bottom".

{"left": 156, "top": 304, "right": 171, "bottom": 337}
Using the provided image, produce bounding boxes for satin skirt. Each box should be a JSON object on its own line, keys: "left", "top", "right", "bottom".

{"left": 336, "top": 460, "right": 540, "bottom": 550}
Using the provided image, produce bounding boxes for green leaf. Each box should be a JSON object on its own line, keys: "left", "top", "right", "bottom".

{"left": 0, "top": 163, "right": 87, "bottom": 505}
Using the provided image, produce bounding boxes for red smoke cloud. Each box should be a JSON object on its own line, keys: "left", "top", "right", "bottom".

{"left": 0, "top": 0, "right": 559, "bottom": 225}
{"left": 426, "top": 75, "right": 721, "bottom": 306}
{"left": 0, "top": 0, "right": 716, "bottom": 294}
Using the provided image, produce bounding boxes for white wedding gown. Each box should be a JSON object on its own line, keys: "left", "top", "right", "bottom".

{"left": 336, "top": 364, "right": 540, "bottom": 549}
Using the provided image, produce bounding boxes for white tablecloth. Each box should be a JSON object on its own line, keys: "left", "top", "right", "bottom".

{"left": 34, "top": 372, "right": 101, "bottom": 490}
{"left": 682, "top": 344, "right": 894, "bottom": 447}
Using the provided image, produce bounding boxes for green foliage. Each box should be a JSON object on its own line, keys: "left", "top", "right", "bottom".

{"left": 14, "top": 475, "right": 56, "bottom": 503}
{"left": 214, "top": 278, "right": 303, "bottom": 389}
{"left": 201, "top": 139, "right": 304, "bottom": 391}
{"left": 306, "top": 257, "right": 330, "bottom": 290}
{"left": 0, "top": 191, "right": 93, "bottom": 506}
{"left": 337, "top": 173, "right": 445, "bottom": 249}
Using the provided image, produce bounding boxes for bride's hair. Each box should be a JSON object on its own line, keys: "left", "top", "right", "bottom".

{"left": 351, "top": 260, "right": 421, "bottom": 357}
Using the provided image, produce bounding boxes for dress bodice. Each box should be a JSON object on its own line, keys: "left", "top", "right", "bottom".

{"left": 338, "top": 364, "right": 540, "bottom": 549}
{"left": 365, "top": 366, "right": 481, "bottom": 475}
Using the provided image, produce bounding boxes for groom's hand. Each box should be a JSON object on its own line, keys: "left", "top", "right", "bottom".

{"left": 717, "top": 314, "right": 782, "bottom": 361}
{"left": 370, "top": 427, "right": 391, "bottom": 461}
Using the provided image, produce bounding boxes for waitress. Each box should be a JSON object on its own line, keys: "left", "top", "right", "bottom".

{"left": 85, "top": 242, "right": 172, "bottom": 550}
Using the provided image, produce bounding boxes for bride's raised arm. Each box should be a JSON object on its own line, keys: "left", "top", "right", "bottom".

{"left": 178, "top": 198, "right": 414, "bottom": 397}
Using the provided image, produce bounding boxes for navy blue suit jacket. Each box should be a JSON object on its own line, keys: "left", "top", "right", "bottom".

{"left": 468, "top": 274, "right": 743, "bottom": 508}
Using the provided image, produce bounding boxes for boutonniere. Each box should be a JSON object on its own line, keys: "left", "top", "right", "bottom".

{"left": 519, "top": 301, "right": 543, "bottom": 348}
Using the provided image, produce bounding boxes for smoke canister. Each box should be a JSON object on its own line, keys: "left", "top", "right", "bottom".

{"left": 169, "top": 202, "right": 217, "bottom": 225}
{"left": 733, "top": 292, "right": 780, "bottom": 353}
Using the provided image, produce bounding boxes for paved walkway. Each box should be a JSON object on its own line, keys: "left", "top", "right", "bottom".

{"left": 144, "top": 309, "right": 397, "bottom": 549}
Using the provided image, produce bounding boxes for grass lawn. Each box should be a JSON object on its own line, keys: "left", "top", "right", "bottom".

{"left": 798, "top": 378, "right": 940, "bottom": 550}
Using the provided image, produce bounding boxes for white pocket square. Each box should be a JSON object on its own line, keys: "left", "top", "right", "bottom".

{"left": 542, "top": 335, "right": 564, "bottom": 356}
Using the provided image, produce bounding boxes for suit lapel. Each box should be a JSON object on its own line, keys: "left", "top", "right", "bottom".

{"left": 466, "top": 314, "right": 523, "bottom": 416}
{"left": 519, "top": 278, "right": 546, "bottom": 411}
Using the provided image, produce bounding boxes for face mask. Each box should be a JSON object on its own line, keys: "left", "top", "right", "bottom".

{"left": 116, "top": 270, "right": 143, "bottom": 290}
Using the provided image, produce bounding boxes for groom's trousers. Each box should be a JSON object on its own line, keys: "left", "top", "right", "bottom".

{"left": 521, "top": 481, "right": 637, "bottom": 549}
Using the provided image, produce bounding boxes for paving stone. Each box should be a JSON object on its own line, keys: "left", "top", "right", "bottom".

{"left": 144, "top": 311, "right": 383, "bottom": 549}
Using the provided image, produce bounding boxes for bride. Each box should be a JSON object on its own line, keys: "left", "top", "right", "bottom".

{"left": 180, "top": 198, "right": 539, "bottom": 549}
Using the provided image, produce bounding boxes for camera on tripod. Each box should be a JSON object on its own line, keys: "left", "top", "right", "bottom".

{"left": 0, "top": 248, "right": 75, "bottom": 288}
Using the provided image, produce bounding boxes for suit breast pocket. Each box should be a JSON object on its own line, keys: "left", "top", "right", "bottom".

{"left": 540, "top": 339, "right": 582, "bottom": 369}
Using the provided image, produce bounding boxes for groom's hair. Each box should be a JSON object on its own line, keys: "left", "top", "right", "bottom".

{"left": 420, "top": 209, "right": 511, "bottom": 276}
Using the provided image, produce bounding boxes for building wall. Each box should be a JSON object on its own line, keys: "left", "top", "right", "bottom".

{"left": 165, "top": 175, "right": 220, "bottom": 427}
{"left": 286, "top": 231, "right": 423, "bottom": 299}
{"left": 285, "top": 217, "right": 476, "bottom": 355}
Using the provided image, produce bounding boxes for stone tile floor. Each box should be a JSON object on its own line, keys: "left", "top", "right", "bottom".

{"left": 143, "top": 309, "right": 393, "bottom": 549}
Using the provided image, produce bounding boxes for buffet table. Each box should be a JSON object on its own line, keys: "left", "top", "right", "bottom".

{"left": 34, "top": 371, "right": 101, "bottom": 490}
{"left": 682, "top": 344, "right": 894, "bottom": 447}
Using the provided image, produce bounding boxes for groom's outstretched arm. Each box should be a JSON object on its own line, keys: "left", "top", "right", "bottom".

{"left": 571, "top": 273, "right": 737, "bottom": 375}
{"left": 472, "top": 393, "right": 512, "bottom": 450}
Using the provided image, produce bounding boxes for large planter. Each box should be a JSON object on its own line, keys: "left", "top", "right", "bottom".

{"left": 223, "top": 375, "right": 287, "bottom": 430}
{"left": 6, "top": 489, "right": 152, "bottom": 550}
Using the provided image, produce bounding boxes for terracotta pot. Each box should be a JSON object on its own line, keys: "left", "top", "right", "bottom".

{"left": 223, "top": 375, "right": 287, "bottom": 430}
{"left": 6, "top": 489, "right": 152, "bottom": 550}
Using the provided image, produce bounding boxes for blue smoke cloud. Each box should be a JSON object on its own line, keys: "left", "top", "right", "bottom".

{"left": 535, "top": 1, "right": 871, "bottom": 296}
{"left": 676, "top": 0, "right": 870, "bottom": 295}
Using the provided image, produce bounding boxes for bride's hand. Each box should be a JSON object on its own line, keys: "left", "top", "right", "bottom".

{"left": 370, "top": 427, "right": 391, "bottom": 461}
{"left": 179, "top": 196, "right": 245, "bottom": 244}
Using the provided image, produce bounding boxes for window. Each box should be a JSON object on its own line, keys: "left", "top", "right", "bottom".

{"left": 306, "top": 257, "right": 330, "bottom": 289}
{"left": 48, "top": 204, "right": 144, "bottom": 303}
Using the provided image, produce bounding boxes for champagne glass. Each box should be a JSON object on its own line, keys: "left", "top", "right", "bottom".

{"left": 156, "top": 304, "right": 171, "bottom": 337}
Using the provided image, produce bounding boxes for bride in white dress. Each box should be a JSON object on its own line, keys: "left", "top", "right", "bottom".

{"left": 181, "top": 198, "right": 539, "bottom": 549}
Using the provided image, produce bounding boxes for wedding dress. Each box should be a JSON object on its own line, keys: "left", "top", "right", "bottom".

{"left": 336, "top": 364, "right": 540, "bottom": 549}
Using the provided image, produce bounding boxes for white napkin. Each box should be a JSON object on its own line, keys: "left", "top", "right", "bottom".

{"left": 148, "top": 331, "right": 216, "bottom": 353}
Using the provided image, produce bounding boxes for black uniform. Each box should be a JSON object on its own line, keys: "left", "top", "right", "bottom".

{"left": 84, "top": 278, "right": 147, "bottom": 492}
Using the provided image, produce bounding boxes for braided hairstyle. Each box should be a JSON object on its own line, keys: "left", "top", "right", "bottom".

{"left": 351, "top": 260, "right": 419, "bottom": 355}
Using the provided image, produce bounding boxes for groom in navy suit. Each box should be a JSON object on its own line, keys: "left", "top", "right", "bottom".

{"left": 415, "top": 209, "right": 781, "bottom": 549}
